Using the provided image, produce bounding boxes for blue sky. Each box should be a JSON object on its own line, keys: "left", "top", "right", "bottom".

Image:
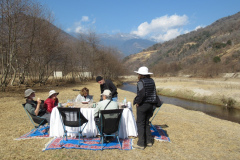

{"left": 39, "top": 0, "right": 240, "bottom": 42}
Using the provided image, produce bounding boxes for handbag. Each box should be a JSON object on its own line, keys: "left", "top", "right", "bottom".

{"left": 156, "top": 96, "right": 163, "bottom": 107}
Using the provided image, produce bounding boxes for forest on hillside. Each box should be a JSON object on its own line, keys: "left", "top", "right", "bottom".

{"left": 124, "top": 12, "right": 240, "bottom": 77}
{"left": 0, "top": 0, "right": 125, "bottom": 91}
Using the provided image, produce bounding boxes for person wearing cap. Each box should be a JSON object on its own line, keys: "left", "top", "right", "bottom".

{"left": 75, "top": 87, "right": 93, "bottom": 102}
{"left": 96, "top": 76, "right": 118, "bottom": 102}
{"left": 44, "top": 90, "right": 59, "bottom": 113}
{"left": 93, "top": 89, "right": 118, "bottom": 119}
{"left": 93, "top": 89, "right": 118, "bottom": 142}
{"left": 133, "top": 66, "right": 158, "bottom": 150}
{"left": 24, "top": 89, "right": 50, "bottom": 123}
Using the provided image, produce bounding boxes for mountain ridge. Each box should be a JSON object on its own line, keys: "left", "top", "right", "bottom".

{"left": 123, "top": 11, "right": 240, "bottom": 77}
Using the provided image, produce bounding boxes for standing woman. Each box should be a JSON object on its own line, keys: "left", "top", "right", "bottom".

{"left": 133, "top": 66, "right": 158, "bottom": 150}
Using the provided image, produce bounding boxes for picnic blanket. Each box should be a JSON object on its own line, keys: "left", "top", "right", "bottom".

{"left": 15, "top": 125, "right": 50, "bottom": 140}
{"left": 43, "top": 137, "right": 132, "bottom": 151}
{"left": 151, "top": 125, "right": 170, "bottom": 142}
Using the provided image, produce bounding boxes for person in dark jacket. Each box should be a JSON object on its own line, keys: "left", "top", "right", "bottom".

{"left": 133, "top": 66, "right": 158, "bottom": 150}
{"left": 96, "top": 76, "right": 118, "bottom": 102}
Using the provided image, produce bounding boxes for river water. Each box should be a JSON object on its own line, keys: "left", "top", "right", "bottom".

{"left": 120, "top": 82, "right": 240, "bottom": 124}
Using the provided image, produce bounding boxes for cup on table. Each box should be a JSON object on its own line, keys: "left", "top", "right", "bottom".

{"left": 92, "top": 103, "right": 96, "bottom": 108}
{"left": 58, "top": 103, "right": 62, "bottom": 107}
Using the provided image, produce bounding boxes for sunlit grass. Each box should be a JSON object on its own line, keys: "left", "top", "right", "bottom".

{"left": 157, "top": 88, "right": 239, "bottom": 109}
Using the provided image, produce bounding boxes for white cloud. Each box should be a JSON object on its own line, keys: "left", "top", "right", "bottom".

{"left": 65, "top": 16, "right": 95, "bottom": 33}
{"left": 131, "top": 14, "right": 189, "bottom": 42}
{"left": 92, "top": 18, "right": 96, "bottom": 24}
{"left": 151, "top": 29, "right": 181, "bottom": 42}
{"left": 66, "top": 28, "right": 72, "bottom": 32}
{"left": 195, "top": 25, "right": 205, "bottom": 31}
{"left": 81, "top": 16, "right": 89, "bottom": 22}
{"left": 75, "top": 26, "right": 84, "bottom": 33}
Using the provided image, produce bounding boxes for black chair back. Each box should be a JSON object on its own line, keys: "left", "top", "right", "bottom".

{"left": 100, "top": 109, "right": 123, "bottom": 135}
{"left": 58, "top": 107, "right": 88, "bottom": 127}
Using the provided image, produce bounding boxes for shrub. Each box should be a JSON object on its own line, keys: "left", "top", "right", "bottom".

{"left": 213, "top": 56, "right": 221, "bottom": 63}
{"left": 221, "top": 97, "right": 236, "bottom": 108}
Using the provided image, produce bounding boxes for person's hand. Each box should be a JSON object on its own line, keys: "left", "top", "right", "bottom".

{"left": 136, "top": 104, "right": 139, "bottom": 107}
{"left": 37, "top": 98, "right": 41, "bottom": 104}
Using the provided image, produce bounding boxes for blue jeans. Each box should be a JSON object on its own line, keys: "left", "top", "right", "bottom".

{"left": 112, "top": 97, "right": 118, "bottom": 102}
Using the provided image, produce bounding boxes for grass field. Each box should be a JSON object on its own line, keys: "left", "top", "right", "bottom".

{"left": 0, "top": 79, "right": 240, "bottom": 160}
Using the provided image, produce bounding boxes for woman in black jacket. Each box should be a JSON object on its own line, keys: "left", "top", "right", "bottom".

{"left": 133, "top": 66, "right": 158, "bottom": 150}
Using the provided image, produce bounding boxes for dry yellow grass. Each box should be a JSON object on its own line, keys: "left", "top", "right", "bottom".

{"left": 152, "top": 77, "right": 240, "bottom": 109}
{"left": 0, "top": 80, "right": 240, "bottom": 160}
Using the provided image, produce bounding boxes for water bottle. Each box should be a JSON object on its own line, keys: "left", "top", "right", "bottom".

{"left": 123, "top": 97, "right": 127, "bottom": 106}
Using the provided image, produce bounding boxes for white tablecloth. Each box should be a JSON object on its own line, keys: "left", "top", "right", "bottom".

{"left": 49, "top": 107, "right": 138, "bottom": 139}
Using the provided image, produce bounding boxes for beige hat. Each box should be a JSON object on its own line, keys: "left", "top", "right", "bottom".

{"left": 101, "top": 89, "right": 112, "bottom": 96}
{"left": 49, "top": 90, "right": 59, "bottom": 97}
{"left": 134, "top": 66, "right": 153, "bottom": 75}
{"left": 24, "top": 89, "right": 35, "bottom": 98}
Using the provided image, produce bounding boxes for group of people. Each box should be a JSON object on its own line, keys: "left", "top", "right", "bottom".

{"left": 24, "top": 89, "right": 59, "bottom": 123}
{"left": 24, "top": 76, "right": 118, "bottom": 123}
{"left": 24, "top": 66, "right": 160, "bottom": 150}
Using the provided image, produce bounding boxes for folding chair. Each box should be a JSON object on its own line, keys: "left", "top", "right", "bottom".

{"left": 96, "top": 109, "right": 123, "bottom": 150}
{"left": 149, "top": 103, "right": 163, "bottom": 132}
{"left": 22, "top": 104, "right": 48, "bottom": 135}
{"left": 58, "top": 107, "right": 88, "bottom": 146}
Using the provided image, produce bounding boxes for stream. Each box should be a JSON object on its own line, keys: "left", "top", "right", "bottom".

{"left": 120, "top": 82, "right": 240, "bottom": 124}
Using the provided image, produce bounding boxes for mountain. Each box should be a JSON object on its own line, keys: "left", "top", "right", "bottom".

{"left": 98, "top": 33, "right": 156, "bottom": 56}
{"left": 123, "top": 12, "right": 240, "bottom": 77}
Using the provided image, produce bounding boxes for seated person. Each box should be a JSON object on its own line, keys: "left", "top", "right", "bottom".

{"left": 75, "top": 87, "right": 93, "bottom": 102}
{"left": 24, "top": 89, "right": 50, "bottom": 123}
{"left": 44, "top": 90, "right": 59, "bottom": 113}
{"left": 94, "top": 89, "right": 118, "bottom": 132}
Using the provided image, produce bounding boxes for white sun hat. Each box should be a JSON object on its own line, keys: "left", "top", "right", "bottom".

{"left": 134, "top": 66, "right": 153, "bottom": 75}
{"left": 49, "top": 90, "right": 59, "bottom": 97}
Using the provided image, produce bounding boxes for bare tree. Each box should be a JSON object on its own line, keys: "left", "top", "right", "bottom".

{"left": 0, "top": 0, "right": 30, "bottom": 90}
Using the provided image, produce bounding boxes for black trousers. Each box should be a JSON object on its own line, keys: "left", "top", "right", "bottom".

{"left": 136, "top": 103, "right": 153, "bottom": 146}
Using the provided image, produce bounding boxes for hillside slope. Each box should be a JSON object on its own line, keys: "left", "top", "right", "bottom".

{"left": 124, "top": 12, "right": 240, "bottom": 77}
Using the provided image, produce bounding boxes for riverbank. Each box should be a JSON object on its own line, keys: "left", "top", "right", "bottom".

{"left": 121, "top": 76, "right": 240, "bottom": 109}
{"left": 0, "top": 81, "right": 240, "bottom": 159}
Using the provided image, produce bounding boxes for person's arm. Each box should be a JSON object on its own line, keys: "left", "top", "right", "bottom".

{"left": 107, "top": 80, "right": 117, "bottom": 96}
{"left": 94, "top": 104, "right": 101, "bottom": 118}
{"left": 133, "top": 81, "right": 145, "bottom": 106}
{"left": 35, "top": 98, "right": 42, "bottom": 116}
{"left": 25, "top": 103, "right": 36, "bottom": 115}
{"left": 99, "top": 85, "right": 103, "bottom": 101}
{"left": 44, "top": 98, "right": 54, "bottom": 113}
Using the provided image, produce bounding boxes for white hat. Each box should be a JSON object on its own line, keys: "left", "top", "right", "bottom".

{"left": 49, "top": 90, "right": 59, "bottom": 97}
{"left": 134, "top": 66, "right": 153, "bottom": 75}
{"left": 101, "top": 89, "right": 112, "bottom": 96}
{"left": 25, "top": 89, "right": 35, "bottom": 98}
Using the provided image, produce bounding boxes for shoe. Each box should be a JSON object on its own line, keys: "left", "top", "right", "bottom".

{"left": 147, "top": 143, "right": 153, "bottom": 147}
{"left": 133, "top": 144, "right": 144, "bottom": 150}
